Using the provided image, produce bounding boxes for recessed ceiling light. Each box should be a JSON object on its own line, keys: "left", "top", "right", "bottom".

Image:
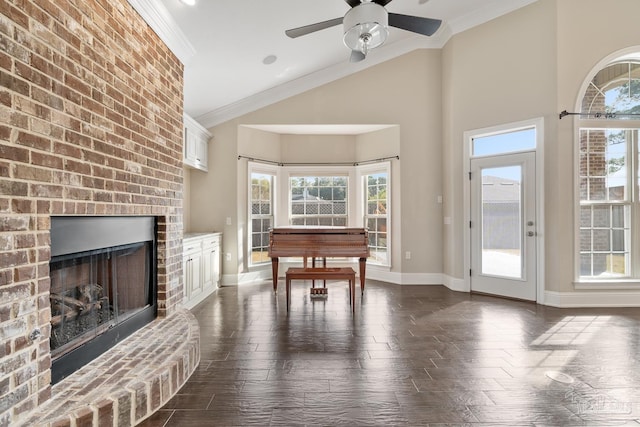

{"left": 263, "top": 55, "right": 277, "bottom": 65}
{"left": 180, "top": 0, "right": 196, "bottom": 6}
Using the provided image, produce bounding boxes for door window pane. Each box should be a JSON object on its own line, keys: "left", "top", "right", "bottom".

{"left": 480, "top": 166, "right": 522, "bottom": 279}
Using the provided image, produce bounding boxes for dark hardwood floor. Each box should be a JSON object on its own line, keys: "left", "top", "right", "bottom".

{"left": 139, "top": 280, "right": 640, "bottom": 426}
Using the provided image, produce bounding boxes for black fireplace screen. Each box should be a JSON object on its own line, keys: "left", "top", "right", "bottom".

{"left": 49, "top": 241, "right": 152, "bottom": 357}
{"left": 49, "top": 216, "right": 157, "bottom": 383}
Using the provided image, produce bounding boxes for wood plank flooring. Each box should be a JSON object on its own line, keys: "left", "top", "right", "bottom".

{"left": 139, "top": 280, "right": 640, "bottom": 426}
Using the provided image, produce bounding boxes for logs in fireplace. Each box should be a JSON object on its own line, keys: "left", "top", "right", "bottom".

{"left": 49, "top": 217, "right": 157, "bottom": 383}
{"left": 50, "top": 283, "right": 109, "bottom": 346}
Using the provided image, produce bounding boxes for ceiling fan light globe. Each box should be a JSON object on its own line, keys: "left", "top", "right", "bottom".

{"left": 343, "top": 3, "right": 388, "bottom": 52}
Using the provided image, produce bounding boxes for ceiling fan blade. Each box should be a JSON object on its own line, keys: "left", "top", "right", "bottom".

{"left": 285, "top": 17, "right": 343, "bottom": 38}
{"left": 350, "top": 50, "right": 366, "bottom": 63}
{"left": 388, "top": 13, "right": 442, "bottom": 36}
{"left": 344, "top": 0, "right": 393, "bottom": 6}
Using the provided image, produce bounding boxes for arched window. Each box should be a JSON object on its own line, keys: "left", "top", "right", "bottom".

{"left": 578, "top": 56, "right": 640, "bottom": 281}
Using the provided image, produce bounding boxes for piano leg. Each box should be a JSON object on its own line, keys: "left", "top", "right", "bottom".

{"left": 311, "top": 257, "right": 315, "bottom": 288}
{"left": 271, "top": 258, "right": 279, "bottom": 292}
{"left": 309, "top": 257, "right": 327, "bottom": 288}
{"left": 359, "top": 257, "right": 366, "bottom": 294}
{"left": 323, "top": 257, "right": 327, "bottom": 288}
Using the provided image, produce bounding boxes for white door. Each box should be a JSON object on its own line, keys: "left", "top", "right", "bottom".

{"left": 470, "top": 152, "right": 537, "bottom": 300}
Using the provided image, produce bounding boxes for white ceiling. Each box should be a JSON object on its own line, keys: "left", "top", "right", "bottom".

{"left": 133, "top": 0, "right": 538, "bottom": 127}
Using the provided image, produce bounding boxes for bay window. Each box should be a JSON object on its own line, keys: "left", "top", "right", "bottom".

{"left": 247, "top": 161, "right": 392, "bottom": 268}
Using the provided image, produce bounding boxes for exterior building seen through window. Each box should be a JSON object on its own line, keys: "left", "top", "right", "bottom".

{"left": 578, "top": 59, "right": 640, "bottom": 280}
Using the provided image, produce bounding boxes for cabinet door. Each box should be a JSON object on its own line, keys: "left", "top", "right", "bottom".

{"left": 202, "top": 237, "right": 220, "bottom": 289}
{"left": 190, "top": 251, "right": 203, "bottom": 299}
{"left": 213, "top": 243, "right": 221, "bottom": 284}
{"left": 184, "top": 249, "right": 203, "bottom": 300}
{"left": 184, "top": 127, "right": 198, "bottom": 165}
{"left": 196, "top": 137, "right": 208, "bottom": 170}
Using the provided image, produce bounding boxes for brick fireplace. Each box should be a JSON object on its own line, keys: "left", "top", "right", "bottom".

{"left": 0, "top": 1, "right": 192, "bottom": 425}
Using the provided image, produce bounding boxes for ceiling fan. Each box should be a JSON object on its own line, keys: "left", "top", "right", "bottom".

{"left": 285, "top": 0, "right": 442, "bottom": 63}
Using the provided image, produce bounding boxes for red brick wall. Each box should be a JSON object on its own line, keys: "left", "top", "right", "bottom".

{"left": 0, "top": 0, "right": 185, "bottom": 424}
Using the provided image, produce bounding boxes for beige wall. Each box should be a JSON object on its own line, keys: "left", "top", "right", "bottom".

{"left": 188, "top": 0, "right": 640, "bottom": 300}
{"left": 189, "top": 50, "right": 443, "bottom": 280}
{"left": 552, "top": 0, "right": 640, "bottom": 292}
{"left": 442, "top": 0, "right": 640, "bottom": 295}
{"left": 356, "top": 127, "right": 402, "bottom": 271}
{"left": 280, "top": 134, "right": 357, "bottom": 163}
{"left": 183, "top": 167, "right": 191, "bottom": 232}
{"left": 442, "top": 0, "right": 558, "bottom": 284}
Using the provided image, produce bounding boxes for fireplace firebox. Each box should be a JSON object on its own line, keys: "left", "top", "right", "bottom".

{"left": 49, "top": 216, "right": 157, "bottom": 384}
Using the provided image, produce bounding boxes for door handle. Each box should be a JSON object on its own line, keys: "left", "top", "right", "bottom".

{"left": 527, "top": 231, "right": 535, "bottom": 237}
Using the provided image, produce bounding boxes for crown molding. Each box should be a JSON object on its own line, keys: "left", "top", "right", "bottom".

{"left": 127, "top": 0, "right": 196, "bottom": 65}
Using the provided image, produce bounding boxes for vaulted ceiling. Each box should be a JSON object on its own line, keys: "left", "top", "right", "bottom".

{"left": 129, "top": 0, "right": 538, "bottom": 127}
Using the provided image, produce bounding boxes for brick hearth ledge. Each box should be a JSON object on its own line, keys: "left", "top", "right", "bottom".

{"left": 23, "top": 308, "right": 200, "bottom": 427}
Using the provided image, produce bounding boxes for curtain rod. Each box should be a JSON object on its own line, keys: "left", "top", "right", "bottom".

{"left": 559, "top": 110, "right": 640, "bottom": 119}
{"left": 237, "top": 155, "right": 399, "bottom": 166}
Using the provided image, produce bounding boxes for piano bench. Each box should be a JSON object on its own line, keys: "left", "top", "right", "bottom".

{"left": 285, "top": 267, "right": 356, "bottom": 313}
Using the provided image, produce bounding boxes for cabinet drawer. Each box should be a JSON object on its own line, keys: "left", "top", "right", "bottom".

{"left": 202, "top": 236, "right": 220, "bottom": 248}
{"left": 183, "top": 240, "right": 202, "bottom": 255}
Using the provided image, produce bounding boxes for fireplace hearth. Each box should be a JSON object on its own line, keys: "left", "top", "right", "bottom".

{"left": 49, "top": 216, "right": 157, "bottom": 384}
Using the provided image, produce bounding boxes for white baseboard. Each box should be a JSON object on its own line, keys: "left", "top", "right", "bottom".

{"left": 223, "top": 271, "right": 640, "bottom": 308}
{"left": 221, "top": 271, "right": 270, "bottom": 287}
{"left": 442, "top": 275, "right": 467, "bottom": 292}
{"left": 544, "top": 290, "right": 640, "bottom": 307}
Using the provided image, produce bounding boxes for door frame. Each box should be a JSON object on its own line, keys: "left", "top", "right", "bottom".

{"left": 462, "top": 117, "right": 545, "bottom": 303}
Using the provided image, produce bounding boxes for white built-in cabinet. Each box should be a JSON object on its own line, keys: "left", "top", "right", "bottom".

{"left": 183, "top": 114, "right": 211, "bottom": 172}
{"left": 183, "top": 232, "right": 222, "bottom": 309}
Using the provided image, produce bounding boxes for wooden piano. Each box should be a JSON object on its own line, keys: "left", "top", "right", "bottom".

{"left": 268, "top": 227, "right": 369, "bottom": 293}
